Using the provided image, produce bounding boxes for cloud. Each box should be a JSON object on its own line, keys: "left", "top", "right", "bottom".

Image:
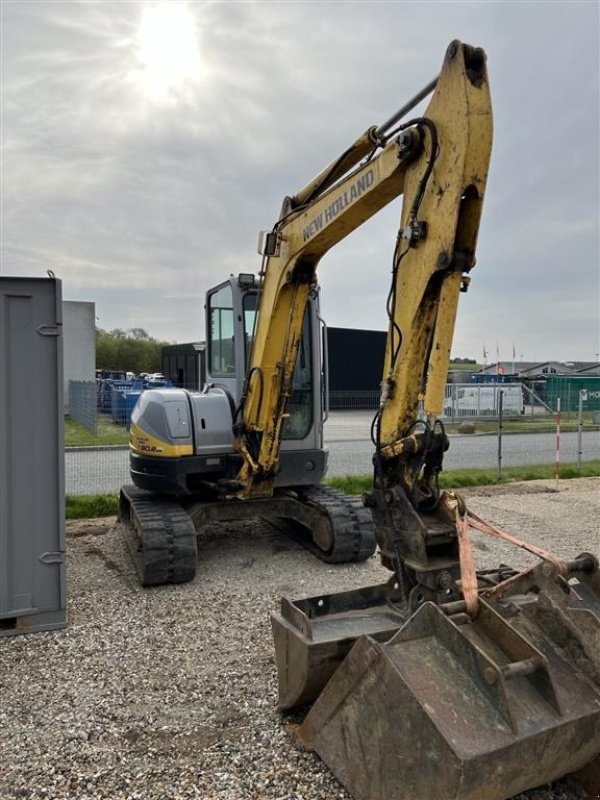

{"left": 1, "top": 0, "right": 598, "bottom": 361}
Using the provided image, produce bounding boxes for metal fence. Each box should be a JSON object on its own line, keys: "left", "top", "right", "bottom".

{"left": 329, "top": 390, "right": 379, "bottom": 410}
{"left": 68, "top": 380, "right": 97, "bottom": 434}
{"left": 330, "top": 384, "right": 539, "bottom": 418}
{"left": 64, "top": 419, "right": 600, "bottom": 497}
{"left": 64, "top": 386, "right": 599, "bottom": 496}
{"left": 66, "top": 445, "right": 129, "bottom": 496}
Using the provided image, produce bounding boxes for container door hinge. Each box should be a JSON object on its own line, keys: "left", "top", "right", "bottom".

{"left": 36, "top": 323, "right": 61, "bottom": 337}
{"left": 39, "top": 551, "right": 65, "bottom": 564}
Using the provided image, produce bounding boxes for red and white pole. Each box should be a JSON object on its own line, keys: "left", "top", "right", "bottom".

{"left": 555, "top": 397, "right": 561, "bottom": 487}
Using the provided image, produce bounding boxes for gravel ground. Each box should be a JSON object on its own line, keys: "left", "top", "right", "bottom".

{"left": 1, "top": 478, "right": 599, "bottom": 800}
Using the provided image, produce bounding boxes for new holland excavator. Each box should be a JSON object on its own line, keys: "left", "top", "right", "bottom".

{"left": 120, "top": 40, "right": 600, "bottom": 800}
{"left": 119, "top": 274, "right": 376, "bottom": 584}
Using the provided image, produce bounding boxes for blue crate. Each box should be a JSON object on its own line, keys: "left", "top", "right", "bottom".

{"left": 110, "top": 387, "right": 141, "bottom": 425}
{"left": 109, "top": 379, "right": 174, "bottom": 425}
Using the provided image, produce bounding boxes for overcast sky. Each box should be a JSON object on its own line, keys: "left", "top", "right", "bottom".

{"left": 1, "top": 0, "right": 598, "bottom": 362}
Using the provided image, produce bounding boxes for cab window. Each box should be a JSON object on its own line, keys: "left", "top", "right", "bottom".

{"left": 282, "top": 310, "right": 313, "bottom": 441}
{"left": 241, "top": 294, "right": 313, "bottom": 441}
{"left": 242, "top": 292, "right": 258, "bottom": 369}
{"left": 209, "top": 285, "right": 235, "bottom": 376}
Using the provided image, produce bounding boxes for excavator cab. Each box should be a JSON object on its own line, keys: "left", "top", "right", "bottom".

{"left": 127, "top": 273, "right": 328, "bottom": 497}
{"left": 204, "top": 274, "right": 323, "bottom": 455}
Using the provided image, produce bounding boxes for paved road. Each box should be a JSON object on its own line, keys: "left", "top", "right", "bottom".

{"left": 66, "top": 415, "right": 599, "bottom": 495}
{"left": 325, "top": 410, "right": 599, "bottom": 475}
{"left": 66, "top": 446, "right": 130, "bottom": 496}
{"left": 327, "top": 429, "right": 599, "bottom": 477}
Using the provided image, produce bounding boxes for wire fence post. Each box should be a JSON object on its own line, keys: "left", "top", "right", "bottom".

{"left": 577, "top": 389, "right": 587, "bottom": 472}
{"left": 497, "top": 389, "right": 503, "bottom": 481}
{"left": 530, "top": 389, "right": 534, "bottom": 420}
{"left": 555, "top": 397, "right": 561, "bottom": 487}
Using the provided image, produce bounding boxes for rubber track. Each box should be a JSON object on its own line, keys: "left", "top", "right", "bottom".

{"left": 299, "top": 486, "right": 377, "bottom": 564}
{"left": 119, "top": 485, "right": 198, "bottom": 586}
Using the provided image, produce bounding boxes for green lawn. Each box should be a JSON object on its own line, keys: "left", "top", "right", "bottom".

{"left": 65, "top": 461, "right": 600, "bottom": 519}
{"left": 66, "top": 494, "right": 119, "bottom": 519}
{"left": 443, "top": 414, "right": 599, "bottom": 435}
{"left": 65, "top": 416, "right": 129, "bottom": 447}
{"left": 326, "top": 460, "right": 600, "bottom": 495}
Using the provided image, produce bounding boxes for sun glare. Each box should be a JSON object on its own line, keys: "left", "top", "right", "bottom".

{"left": 135, "top": 2, "right": 202, "bottom": 101}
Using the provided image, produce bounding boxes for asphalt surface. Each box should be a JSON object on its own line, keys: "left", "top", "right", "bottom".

{"left": 65, "top": 412, "right": 600, "bottom": 495}
{"left": 327, "top": 427, "right": 600, "bottom": 477}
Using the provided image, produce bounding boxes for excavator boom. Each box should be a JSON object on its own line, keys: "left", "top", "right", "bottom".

{"left": 234, "top": 41, "right": 491, "bottom": 501}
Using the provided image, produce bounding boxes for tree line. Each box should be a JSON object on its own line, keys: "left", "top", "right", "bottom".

{"left": 96, "top": 327, "right": 172, "bottom": 374}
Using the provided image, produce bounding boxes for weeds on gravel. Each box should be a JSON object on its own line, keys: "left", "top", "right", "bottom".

{"left": 326, "top": 460, "right": 600, "bottom": 496}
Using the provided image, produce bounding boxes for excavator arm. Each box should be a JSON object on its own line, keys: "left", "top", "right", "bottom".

{"left": 234, "top": 41, "right": 492, "bottom": 510}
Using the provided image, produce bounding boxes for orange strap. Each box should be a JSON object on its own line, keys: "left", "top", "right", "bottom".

{"left": 465, "top": 509, "right": 568, "bottom": 577}
{"left": 452, "top": 500, "right": 568, "bottom": 619}
{"left": 456, "top": 510, "right": 479, "bottom": 617}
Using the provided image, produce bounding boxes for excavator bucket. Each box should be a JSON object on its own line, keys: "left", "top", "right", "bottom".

{"left": 272, "top": 559, "right": 600, "bottom": 800}
{"left": 272, "top": 581, "right": 406, "bottom": 711}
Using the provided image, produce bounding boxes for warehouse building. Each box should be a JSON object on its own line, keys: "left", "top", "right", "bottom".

{"left": 161, "top": 342, "right": 205, "bottom": 390}
{"left": 63, "top": 300, "right": 95, "bottom": 413}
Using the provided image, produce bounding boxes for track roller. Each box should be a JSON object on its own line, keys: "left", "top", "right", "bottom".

{"left": 273, "top": 486, "right": 377, "bottom": 564}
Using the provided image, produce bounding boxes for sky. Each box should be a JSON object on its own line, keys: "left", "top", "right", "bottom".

{"left": 1, "top": 0, "right": 598, "bottom": 363}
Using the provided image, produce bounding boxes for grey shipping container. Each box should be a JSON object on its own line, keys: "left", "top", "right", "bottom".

{"left": 0, "top": 277, "right": 66, "bottom": 636}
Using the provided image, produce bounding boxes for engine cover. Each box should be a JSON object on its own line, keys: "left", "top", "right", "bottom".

{"left": 130, "top": 387, "right": 233, "bottom": 458}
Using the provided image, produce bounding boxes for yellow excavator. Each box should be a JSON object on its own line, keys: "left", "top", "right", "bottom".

{"left": 121, "top": 41, "right": 599, "bottom": 799}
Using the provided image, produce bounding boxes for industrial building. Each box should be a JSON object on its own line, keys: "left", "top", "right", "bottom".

{"left": 161, "top": 336, "right": 600, "bottom": 411}
{"left": 63, "top": 300, "right": 95, "bottom": 413}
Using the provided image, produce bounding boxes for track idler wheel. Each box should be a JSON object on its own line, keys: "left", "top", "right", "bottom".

{"left": 300, "top": 487, "right": 377, "bottom": 564}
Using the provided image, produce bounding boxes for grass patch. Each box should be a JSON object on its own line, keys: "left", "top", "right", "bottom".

{"left": 326, "top": 460, "right": 600, "bottom": 496}
{"left": 443, "top": 417, "right": 599, "bottom": 435}
{"left": 65, "top": 416, "right": 129, "bottom": 447}
{"left": 65, "top": 461, "right": 600, "bottom": 519}
{"left": 66, "top": 494, "right": 118, "bottom": 519}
